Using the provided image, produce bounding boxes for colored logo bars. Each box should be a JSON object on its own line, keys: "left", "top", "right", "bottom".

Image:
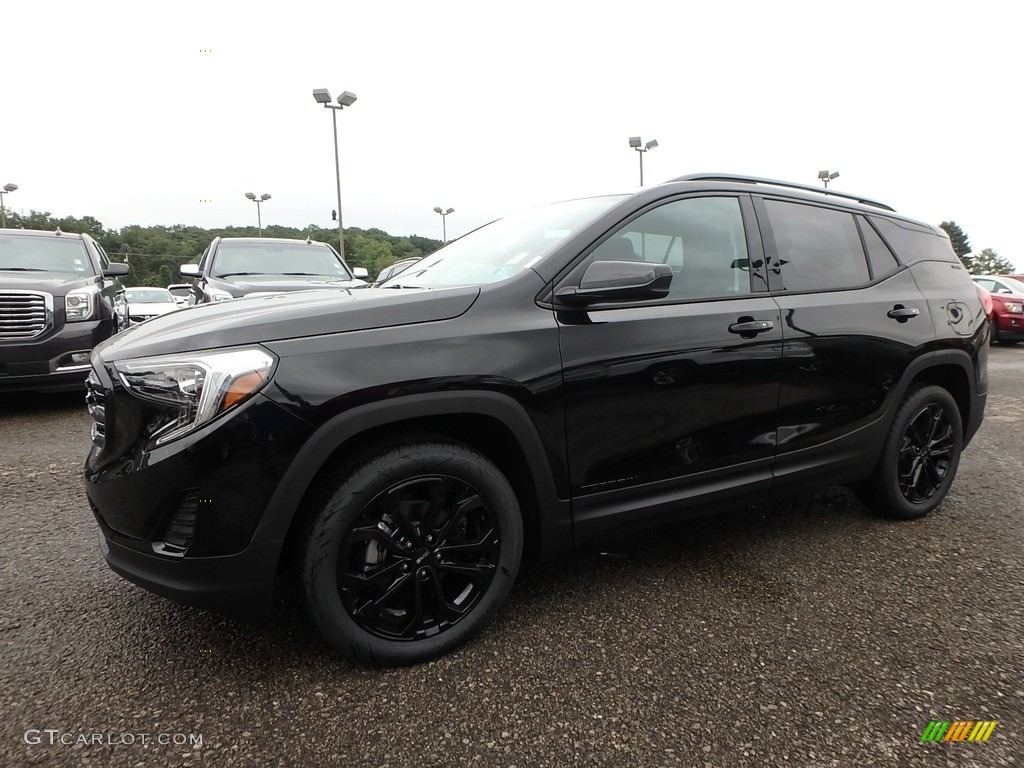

{"left": 920, "top": 721, "right": 997, "bottom": 743}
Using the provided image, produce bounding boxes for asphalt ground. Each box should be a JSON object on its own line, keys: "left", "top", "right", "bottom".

{"left": 1, "top": 347, "right": 1022, "bottom": 768}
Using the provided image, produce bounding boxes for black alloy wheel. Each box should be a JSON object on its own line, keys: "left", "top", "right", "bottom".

{"left": 301, "top": 441, "right": 523, "bottom": 665}
{"left": 896, "top": 402, "right": 956, "bottom": 504}
{"left": 339, "top": 475, "right": 502, "bottom": 641}
{"left": 855, "top": 384, "right": 963, "bottom": 520}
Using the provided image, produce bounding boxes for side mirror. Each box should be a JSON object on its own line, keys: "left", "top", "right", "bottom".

{"left": 103, "top": 263, "right": 130, "bottom": 277}
{"left": 555, "top": 260, "right": 672, "bottom": 305}
{"left": 352, "top": 267, "right": 369, "bottom": 279}
{"left": 180, "top": 264, "right": 201, "bottom": 278}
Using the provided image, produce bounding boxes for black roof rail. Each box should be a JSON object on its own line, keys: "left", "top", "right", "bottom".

{"left": 667, "top": 173, "right": 896, "bottom": 212}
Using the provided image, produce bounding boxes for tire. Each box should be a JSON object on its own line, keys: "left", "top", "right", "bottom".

{"left": 855, "top": 384, "right": 963, "bottom": 520}
{"left": 990, "top": 320, "right": 999, "bottom": 344}
{"left": 301, "top": 440, "right": 523, "bottom": 666}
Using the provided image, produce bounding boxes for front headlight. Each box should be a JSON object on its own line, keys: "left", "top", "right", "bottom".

{"left": 1003, "top": 301, "right": 1023, "bottom": 314}
{"left": 66, "top": 286, "right": 99, "bottom": 321}
{"left": 114, "top": 347, "right": 275, "bottom": 446}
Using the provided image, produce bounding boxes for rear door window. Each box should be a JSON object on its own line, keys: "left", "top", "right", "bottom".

{"left": 762, "top": 200, "right": 870, "bottom": 291}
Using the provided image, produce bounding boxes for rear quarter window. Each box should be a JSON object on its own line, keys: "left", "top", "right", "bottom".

{"left": 869, "top": 216, "right": 958, "bottom": 265}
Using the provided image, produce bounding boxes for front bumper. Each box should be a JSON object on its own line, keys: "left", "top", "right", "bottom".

{"left": 0, "top": 318, "right": 112, "bottom": 392}
{"left": 994, "top": 313, "right": 1024, "bottom": 341}
{"left": 96, "top": 520, "right": 282, "bottom": 622}
{"left": 85, "top": 383, "right": 315, "bottom": 620}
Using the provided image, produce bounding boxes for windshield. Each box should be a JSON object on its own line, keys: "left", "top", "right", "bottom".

{"left": 0, "top": 236, "right": 95, "bottom": 276}
{"left": 382, "top": 196, "right": 627, "bottom": 288}
{"left": 212, "top": 241, "right": 353, "bottom": 279}
{"left": 125, "top": 288, "right": 175, "bottom": 304}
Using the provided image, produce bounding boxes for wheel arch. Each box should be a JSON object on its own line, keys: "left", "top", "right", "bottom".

{"left": 258, "top": 392, "right": 572, "bottom": 582}
{"left": 891, "top": 349, "right": 980, "bottom": 445}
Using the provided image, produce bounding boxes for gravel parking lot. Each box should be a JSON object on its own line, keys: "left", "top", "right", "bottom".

{"left": 1, "top": 348, "right": 1022, "bottom": 768}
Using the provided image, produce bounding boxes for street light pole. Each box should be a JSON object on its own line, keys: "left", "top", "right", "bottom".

{"left": 0, "top": 183, "right": 18, "bottom": 228}
{"left": 313, "top": 88, "right": 357, "bottom": 262}
{"left": 628, "top": 138, "right": 658, "bottom": 186}
{"left": 244, "top": 192, "right": 272, "bottom": 236}
{"left": 433, "top": 206, "right": 454, "bottom": 243}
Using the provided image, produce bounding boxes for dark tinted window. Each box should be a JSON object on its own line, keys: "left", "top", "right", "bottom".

{"left": 588, "top": 196, "right": 750, "bottom": 300}
{"left": 869, "top": 216, "right": 957, "bottom": 264}
{"left": 764, "top": 200, "right": 868, "bottom": 291}
{"left": 857, "top": 217, "right": 900, "bottom": 279}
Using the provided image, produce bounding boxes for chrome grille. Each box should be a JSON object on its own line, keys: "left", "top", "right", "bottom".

{"left": 0, "top": 291, "right": 50, "bottom": 340}
{"left": 85, "top": 370, "right": 107, "bottom": 448}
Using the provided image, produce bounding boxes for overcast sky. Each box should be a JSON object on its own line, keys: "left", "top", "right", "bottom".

{"left": 3, "top": 1, "right": 1019, "bottom": 267}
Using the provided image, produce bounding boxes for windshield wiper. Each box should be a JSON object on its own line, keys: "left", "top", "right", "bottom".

{"left": 383, "top": 283, "right": 423, "bottom": 289}
{"left": 0, "top": 267, "right": 53, "bottom": 272}
{"left": 215, "top": 272, "right": 273, "bottom": 278}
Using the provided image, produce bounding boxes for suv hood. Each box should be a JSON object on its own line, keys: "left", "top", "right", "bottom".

{"left": 0, "top": 272, "right": 97, "bottom": 296}
{"left": 94, "top": 285, "right": 480, "bottom": 361}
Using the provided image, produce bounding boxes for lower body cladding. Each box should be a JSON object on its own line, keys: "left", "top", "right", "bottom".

{"left": 84, "top": 391, "right": 315, "bottom": 622}
{"left": 0, "top": 319, "right": 112, "bottom": 392}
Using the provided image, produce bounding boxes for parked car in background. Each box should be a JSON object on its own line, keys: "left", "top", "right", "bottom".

{"left": 166, "top": 283, "right": 194, "bottom": 306}
{"left": 181, "top": 237, "right": 368, "bottom": 304}
{"left": 85, "top": 174, "right": 987, "bottom": 665}
{"left": 971, "top": 275, "right": 1024, "bottom": 344}
{"left": 1, "top": 228, "right": 129, "bottom": 392}
{"left": 373, "top": 257, "right": 422, "bottom": 286}
{"left": 124, "top": 287, "right": 180, "bottom": 324}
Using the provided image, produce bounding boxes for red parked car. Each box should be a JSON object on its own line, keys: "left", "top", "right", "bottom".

{"left": 972, "top": 275, "right": 1024, "bottom": 344}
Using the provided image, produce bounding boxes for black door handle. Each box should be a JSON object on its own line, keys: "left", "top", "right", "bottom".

{"left": 887, "top": 305, "right": 920, "bottom": 322}
{"left": 728, "top": 319, "right": 774, "bottom": 335}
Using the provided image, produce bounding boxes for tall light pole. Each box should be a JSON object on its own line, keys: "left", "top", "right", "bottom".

{"left": 433, "top": 206, "right": 454, "bottom": 243}
{"left": 0, "top": 183, "right": 18, "bottom": 228}
{"left": 818, "top": 170, "right": 839, "bottom": 188}
{"left": 312, "top": 88, "right": 357, "bottom": 261}
{"left": 244, "top": 192, "right": 272, "bottom": 236}
{"left": 629, "top": 137, "right": 658, "bottom": 186}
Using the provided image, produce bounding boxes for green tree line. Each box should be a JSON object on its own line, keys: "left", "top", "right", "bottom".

{"left": 4, "top": 210, "right": 443, "bottom": 287}
{"left": 938, "top": 221, "right": 1016, "bottom": 275}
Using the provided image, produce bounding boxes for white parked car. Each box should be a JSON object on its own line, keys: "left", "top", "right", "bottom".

{"left": 124, "top": 287, "right": 181, "bottom": 324}
{"left": 167, "top": 283, "right": 194, "bottom": 306}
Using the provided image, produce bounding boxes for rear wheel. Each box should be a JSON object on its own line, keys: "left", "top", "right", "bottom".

{"left": 301, "top": 440, "right": 523, "bottom": 665}
{"left": 856, "top": 384, "right": 963, "bottom": 520}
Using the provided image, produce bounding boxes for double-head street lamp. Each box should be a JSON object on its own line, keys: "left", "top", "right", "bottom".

{"left": 629, "top": 137, "right": 658, "bottom": 186}
{"left": 244, "top": 192, "right": 272, "bottom": 236}
{"left": 433, "top": 206, "right": 454, "bottom": 243}
{"left": 818, "top": 169, "right": 839, "bottom": 188}
{"left": 0, "top": 183, "right": 18, "bottom": 228}
{"left": 312, "top": 88, "right": 357, "bottom": 261}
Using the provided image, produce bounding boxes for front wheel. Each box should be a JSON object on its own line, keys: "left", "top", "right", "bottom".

{"left": 855, "top": 384, "right": 963, "bottom": 520}
{"left": 301, "top": 440, "right": 523, "bottom": 665}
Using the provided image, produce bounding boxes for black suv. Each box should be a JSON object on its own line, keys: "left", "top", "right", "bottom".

{"left": 1, "top": 228, "right": 129, "bottom": 392}
{"left": 84, "top": 175, "right": 987, "bottom": 665}
{"left": 181, "top": 236, "right": 368, "bottom": 304}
